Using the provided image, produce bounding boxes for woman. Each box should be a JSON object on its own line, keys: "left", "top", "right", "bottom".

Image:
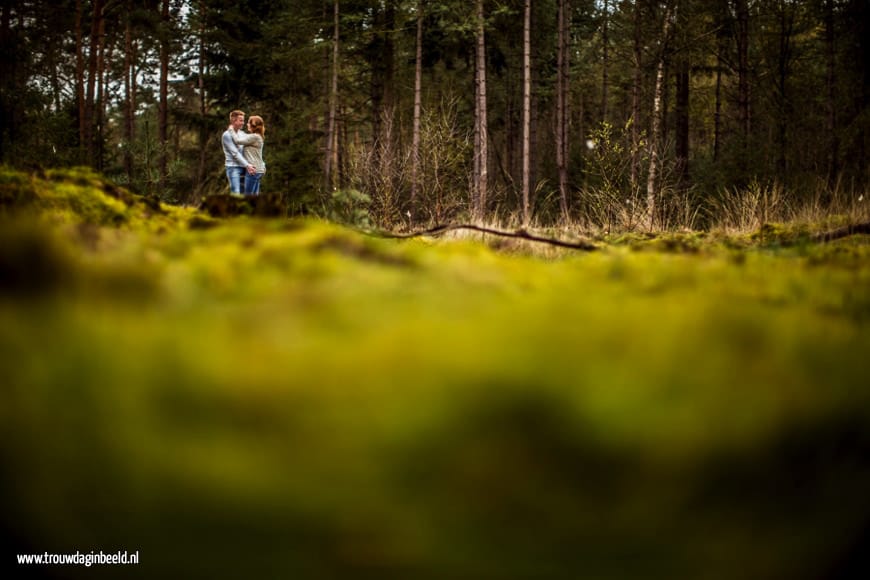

{"left": 232, "top": 115, "right": 266, "bottom": 195}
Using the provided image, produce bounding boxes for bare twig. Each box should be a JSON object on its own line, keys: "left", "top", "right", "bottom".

{"left": 371, "top": 223, "right": 598, "bottom": 251}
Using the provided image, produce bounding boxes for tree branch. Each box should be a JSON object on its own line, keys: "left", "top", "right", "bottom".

{"left": 812, "top": 221, "right": 870, "bottom": 243}
{"left": 373, "top": 224, "right": 599, "bottom": 251}
{"left": 373, "top": 221, "right": 870, "bottom": 252}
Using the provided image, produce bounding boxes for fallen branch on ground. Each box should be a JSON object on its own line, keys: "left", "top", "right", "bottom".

{"left": 812, "top": 221, "right": 870, "bottom": 243}
{"left": 372, "top": 221, "right": 870, "bottom": 251}
{"left": 373, "top": 223, "right": 598, "bottom": 251}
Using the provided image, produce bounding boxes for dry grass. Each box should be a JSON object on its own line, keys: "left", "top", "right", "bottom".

{"left": 707, "top": 180, "right": 869, "bottom": 235}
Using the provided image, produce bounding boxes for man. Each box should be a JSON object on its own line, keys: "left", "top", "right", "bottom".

{"left": 222, "top": 110, "right": 255, "bottom": 195}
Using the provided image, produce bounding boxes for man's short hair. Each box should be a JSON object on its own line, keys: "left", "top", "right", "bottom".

{"left": 229, "top": 110, "right": 245, "bottom": 121}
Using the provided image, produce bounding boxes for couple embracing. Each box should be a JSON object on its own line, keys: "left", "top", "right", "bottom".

{"left": 222, "top": 110, "right": 266, "bottom": 196}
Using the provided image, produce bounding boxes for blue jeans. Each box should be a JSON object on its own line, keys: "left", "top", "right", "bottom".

{"left": 225, "top": 166, "right": 245, "bottom": 194}
{"left": 244, "top": 172, "right": 263, "bottom": 196}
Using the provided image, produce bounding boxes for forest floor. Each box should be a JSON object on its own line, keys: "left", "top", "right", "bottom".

{"left": 2, "top": 167, "right": 870, "bottom": 579}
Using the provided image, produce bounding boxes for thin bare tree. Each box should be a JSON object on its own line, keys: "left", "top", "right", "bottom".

{"left": 75, "top": 0, "right": 86, "bottom": 163}
{"left": 736, "top": 0, "right": 750, "bottom": 164}
{"left": 123, "top": 0, "right": 136, "bottom": 182}
{"left": 411, "top": 0, "right": 423, "bottom": 208}
{"left": 324, "top": 0, "right": 340, "bottom": 191}
{"left": 646, "top": 0, "right": 674, "bottom": 229}
{"left": 195, "top": 0, "right": 209, "bottom": 202}
{"left": 159, "top": 0, "right": 170, "bottom": 193}
{"left": 84, "top": 0, "right": 106, "bottom": 165}
{"left": 473, "top": 0, "right": 488, "bottom": 221}
{"left": 96, "top": 12, "right": 108, "bottom": 171}
{"left": 674, "top": 0, "right": 689, "bottom": 188}
{"left": 521, "top": 0, "right": 531, "bottom": 226}
{"left": 556, "top": 0, "right": 571, "bottom": 222}
{"left": 825, "top": 0, "right": 838, "bottom": 186}
{"left": 630, "top": 0, "right": 641, "bottom": 189}
{"left": 713, "top": 0, "right": 728, "bottom": 162}
{"left": 601, "top": 0, "right": 609, "bottom": 124}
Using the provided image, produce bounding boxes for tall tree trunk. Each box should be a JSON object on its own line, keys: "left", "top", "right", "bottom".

{"left": 370, "top": 1, "right": 394, "bottom": 172}
{"left": 382, "top": 1, "right": 396, "bottom": 198}
{"left": 646, "top": 1, "right": 674, "bottom": 229}
{"left": 84, "top": 0, "right": 105, "bottom": 167}
{"left": 47, "top": 28, "right": 63, "bottom": 115}
{"left": 825, "top": 0, "right": 838, "bottom": 187}
{"left": 96, "top": 14, "right": 107, "bottom": 172}
{"left": 735, "top": 0, "right": 750, "bottom": 167}
{"left": 630, "top": 0, "right": 642, "bottom": 190}
{"left": 713, "top": 0, "right": 727, "bottom": 163}
{"left": 383, "top": 2, "right": 395, "bottom": 114}
{"left": 195, "top": 0, "right": 208, "bottom": 201}
{"left": 556, "top": 0, "right": 571, "bottom": 222}
{"left": 474, "top": 0, "right": 488, "bottom": 221}
{"left": 75, "top": 0, "right": 86, "bottom": 163}
{"left": 521, "top": 0, "right": 531, "bottom": 226}
{"left": 674, "top": 0, "right": 689, "bottom": 188}
{"left": 860, "top": 0, "right": 870, "bottom": 187}
{"left": 159, "top": 0, "right": 170, "bottom": 193}
{"left": 646, "top": 59, "right": 666, "bottom": 227}
{"left": 324, "top": 0, "right": 339, "bottom": 191}
{"left": 601, "top": 0, "right": 609, "bottom": 124}
{"left": 775, "top": 1, "right": 795, "bottom": 180}
{"left": 123, "top": 0, "right": 135, "bottom": 182}
{"left": 410, "top": 0, "right": 423, "bottom": 208}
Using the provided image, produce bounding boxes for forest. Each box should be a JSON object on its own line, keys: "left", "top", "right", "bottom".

{"left": 1, "top": 0, "right": 868, "bottom": 227}
{"left": 2, "top": 1, "right": 870, "bottom": 579}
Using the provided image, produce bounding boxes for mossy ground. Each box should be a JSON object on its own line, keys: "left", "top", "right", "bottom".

{"left": 2, "top": 167, "right": 870, "bottom": 579}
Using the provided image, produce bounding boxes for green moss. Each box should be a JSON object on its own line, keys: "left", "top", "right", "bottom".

{"left": 598, "top": 231, "right": 708, "bottom": 254}
{"left": 600, "top": 231, "right": 657, "bottom": 246}
{"left": 750, "top": 221, "right": 814, "bottom": 246}
{"left": 0, "top": 166, "right": 193, "bottom": 229}
{"left": 0, "top": 166, "right": 39, "bottom": 212}
{"left": 2, "top": 168, "right": 870, "bottom": 579}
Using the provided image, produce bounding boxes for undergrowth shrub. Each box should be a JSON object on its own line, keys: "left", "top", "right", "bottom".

{"left": 347, "top": 109, "right": 406, "bottom": 228}
{"left": 577, "top": 121, "right": 648, "bottom": 232}
{"left": 321, "top": 188, "right": 372, "bottom": 228}
{"left": 345, "top": 97, "right": 472, "bottom": 229}
{"left": 410, "top": 97, "right": 472, "bottom": 226}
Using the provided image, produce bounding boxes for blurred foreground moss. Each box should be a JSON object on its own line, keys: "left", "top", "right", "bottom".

{"left": 2, "top": 167, "right": 870, "bottom": 579}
